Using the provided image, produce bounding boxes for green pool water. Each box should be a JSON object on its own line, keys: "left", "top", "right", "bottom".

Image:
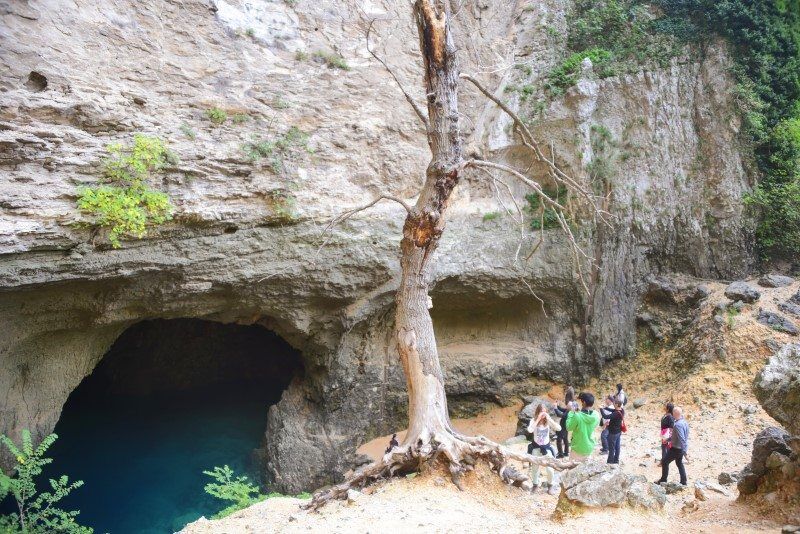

{"left": 42, "top": 388, "right": 271, "bottom": 534}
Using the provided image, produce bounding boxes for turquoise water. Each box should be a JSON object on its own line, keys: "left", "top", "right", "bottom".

{"left": 42, "top": 388, "right": 271, "bottom": 534}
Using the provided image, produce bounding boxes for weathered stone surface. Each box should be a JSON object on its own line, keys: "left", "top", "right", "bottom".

{"left": 745, "top": 428, "right": 792, "bottom": 479}
{"left": 0, "top": 0, "right": 755, "bottom": 492}
{"left": 759, "top": 274, "right": 795, "bottom": 288}
{"left": 757, "top": 311, "right": 799, "bottom": 336}
{"left": 560, "top": 462, "right": 665, "bottom": 510}
{"left": 755, "top": 344, "right": 800, "bottom": 434}
{"left": 725, "top": 281, "right": 761, "bottom": 303}
{"left": 718, "top": 471, "right": 739, "bottom": 485}
{"left": 779, "top": 302, "right": 800, "bottom": 318}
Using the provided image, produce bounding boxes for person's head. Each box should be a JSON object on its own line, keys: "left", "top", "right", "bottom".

{"left": 565, "top": 386, "right": 575, "bottom": 403}
{"left": 605, "top": 395, "right": 614, "bottom": 406}
{"left": 665, "top": 402, "right": 674, "bottom": 415}
{"left": 616, "top": 383, "right": 623, "bottom": 393}
{"left": 534, "top": 403, "right": 546, "bottom": 421}
{"left": 579, "top": 392, "right": 595, "bottom": 408}
{"left": 672, "top": 406, "right": 683, "bottom": 420}
{"left": 614, "top": 398, "right": 623, "bottom": 409}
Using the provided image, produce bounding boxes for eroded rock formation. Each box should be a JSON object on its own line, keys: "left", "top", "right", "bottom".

{"left": 1, "top": 0, "right": 753, "bottom": 491}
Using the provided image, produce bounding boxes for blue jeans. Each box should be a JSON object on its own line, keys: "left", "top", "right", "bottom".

{"left": 600, "top": 428, "right": 609, "bottom": 451}
{"left": 607, "top": 432, "right": 621, "bottom": 464}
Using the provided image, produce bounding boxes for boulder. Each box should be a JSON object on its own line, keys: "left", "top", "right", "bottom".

{"left": 746, "top": 427, "right": 792, "bottom": 479}
{"left": 632, "top": 398, "right": 647, "bottom": 409}
{"left": 757, "top": 311, "right": 799, "bottom": 336}
{"left": 754, "top": 344, "right": 800, "bottom": 434}
{"left": 559, "top": 462, "right": 665, "bottom": 510}
{"left": 516, "top": 397, "right": 558, "bottom": 437}
{"left": 791, "top": 291, "right": 800, "bottom": 305}
{"left": 718, "top": 471, "right": 739, "bottom": 485}
{"left": 779, "top": 301, "right": 800, "bottom": 318}
{"left": 725, "top": 281, "right": 760, "bottom": 303}
{"left": 759, "top": 274, "right": 795, "bottom": 288}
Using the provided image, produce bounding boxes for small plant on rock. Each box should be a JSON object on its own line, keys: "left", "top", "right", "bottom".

{"left": 0, "top": 430, "right": 92, "bottom": 533}
{"left": 77, "top": 134, "right": 175, "bottom": 248}
{"left": 311, "top": 50, "right": 350, "bottom": 70}
{"left": 205, "top": 107, "right": 228, "bottom": 125}
{"left": 242, "top": 126, "right": 310, "bottom": 173}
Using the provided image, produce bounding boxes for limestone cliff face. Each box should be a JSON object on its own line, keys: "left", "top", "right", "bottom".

{"left": 0, "top": 0, "right": 753, "bottom": 491}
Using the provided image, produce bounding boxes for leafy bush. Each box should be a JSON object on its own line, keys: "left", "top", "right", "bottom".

{"left": 205, "top": 107, "right": 228, "bottom": 125}
{"left": 231, "top": 113, "right": 249, "bottom": 124}
{"left": 526, "top": 186, "right": 568, "bottom": 230}
{"left": 0, "top": 430, "right": 92, "bottom": 533}
{"left": 202, "top": 465, "right": 265, "bottom": 519}
{"left": 482, "top": 211, "right": 501, "bottom": 222}
{"left": 311, "top": 51, "right": 350, "bottom": 70}
{"left": 77, "top": 135, "right": 174, "bottom": 248}
{"left": 546, "top": 48, "right": 614, "bottom": 95}
{"left": 243, "top": 126, "right": 310, "bottom": 173}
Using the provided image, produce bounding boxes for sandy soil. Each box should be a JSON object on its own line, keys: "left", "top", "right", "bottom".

{"left": 182, "top": 279, "right": 799, "bottom": 534}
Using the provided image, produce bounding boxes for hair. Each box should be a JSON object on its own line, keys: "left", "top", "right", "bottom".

{"left": 665, "top": 402, "right": 674, "bottom": 414}
{"left": 565, "top": 386, "right": 575, "bottom": 403}
{"left": 614, "top": 398, "right": 623, "bottom": 408}
{"left": 606, "top": 395, "right": 615, "bottom": 403}
{"left": 534, "top": 403, "right": 546, "bottom": 423}
{"left": 579, "top": 392, "right": 595, "bottom": 407}
{"left": 616, "top": 383, "right": 623, "bottom": 391}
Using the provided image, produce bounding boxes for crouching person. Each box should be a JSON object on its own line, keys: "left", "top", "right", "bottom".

{"left": 527, "top": 404, "right": 561, "bottom": 495}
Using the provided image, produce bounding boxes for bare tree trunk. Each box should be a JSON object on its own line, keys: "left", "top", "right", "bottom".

{"left": 395, "top": 0, "right": 462, "bottom": 449}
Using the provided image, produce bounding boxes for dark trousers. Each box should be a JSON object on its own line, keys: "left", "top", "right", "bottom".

{"left": 600, "top": 428, "right": 609, "bottom": 452}
{"left": 607, "top": 432, "right": 621, "bottom": 464}
{"left": 556, "top": 428, "right": 569, "bottom": 456}
{"left": 660, "top": 447, "right": 687, "bottom": 484}
{"left": 660, "top": 443, "right": 669, "bottom": 463}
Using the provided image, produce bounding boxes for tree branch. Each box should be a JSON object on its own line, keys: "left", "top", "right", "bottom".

{"left": 366, "top": 20, "right": 430, "bottom": 130}
{"left": 317, "top": 194, "right": 413, "bottom": 252}
{"left": 460, "top": 73, "right": 610, "bottom": 224}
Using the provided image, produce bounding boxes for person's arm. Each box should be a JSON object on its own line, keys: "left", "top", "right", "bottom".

{"left": 566, "top": 411, "right": 576, "bottom": 431}
{"left": 527, "top": 417, "right": 536, "bottom": 434}
{"left": 547, "top": 414, "right": 561, "bottom": 432}
{"left": 554, "top": 405, "right": 566, "bottom": 417}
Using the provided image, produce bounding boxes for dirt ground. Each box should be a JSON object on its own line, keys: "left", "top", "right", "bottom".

{"left": 182, "top": 279, "right": 799, "bottom": 533}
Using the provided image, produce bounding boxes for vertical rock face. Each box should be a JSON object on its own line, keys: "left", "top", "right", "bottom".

{"left": 1, "top": 0, "right": 752, "bottom": 491}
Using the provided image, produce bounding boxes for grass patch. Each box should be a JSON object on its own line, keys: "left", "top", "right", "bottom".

{"left": 205, "top": 107, "right": 227, "bottom": 125}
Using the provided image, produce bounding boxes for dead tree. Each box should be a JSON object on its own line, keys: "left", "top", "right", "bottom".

{"left": 308, "top": 0, "right": 605, "bottom": 509}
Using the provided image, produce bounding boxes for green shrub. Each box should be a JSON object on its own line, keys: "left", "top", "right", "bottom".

{"left": 205, "top": 107, "right": 228, "bottom": 125}
{"left": 482, "top": 211, "right": 501, "bottom": 222}
{"left": 77, "top": 135, "right": 174, "bottom": 248}
{"left": 294, "top": 50, "right": 308, "bottom": 61}
{"left": 526, "top": 186, "right": 568, "bottom": 230}
{"left": 203, "top": 465, "right": 265, "bottom": 519}
{"left": 245, "top": 28, "right": 255, "bottom": 38}
{"left": 311, "top": 51, "right": 350, "bottom": 70}
{"left": 230, "top": 113, "right": 250, "bottom": 124}
{"left": 242, "top": 126, "right": 310, "bottom": 173}
{"left": 546, "top": 48, "right": 614, "bottom": 95}
{"left": 0, "top": 430, "right": 92, "bottom": 533}
{"left": 179, "top": 123, "right": 196, "bottom": 140}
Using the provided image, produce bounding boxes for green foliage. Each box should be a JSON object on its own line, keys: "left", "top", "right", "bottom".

{"left": 294, "top": 50, "right": 308, "bottom": 61}
{"left": 245, "top": 28, "right": 255, "bottom": 38}
{"left": 311, "top": 50, "right": 350, "bottom": 70}
{"left": 77, "top": 135, "right": 174, "bottom": 248}
{"left": 242, "top": 126, "right": 310, "bottom": 173}
{"left": 587, "top": 124, "right": 617, "bottom": 191}
{"left": 205, "top": 107, "right": 228, "bottom": 125}
{"left": 546, "top": 48, "right": 614, "bottom": 95}
{"left": 482, "top": 211, "right": 501, "bottom": 222}
{"left": 179, "top": 123, "right": 196, "bottom": 140}
{"left": 203, "top": 465, "right": 265, "bottom": 519}
{"left": 230, "top": 113, "right": 250, "bottom": 124}
{"left": 547, "top": 0, "right": 686, "bottom": 95}
{"left": 526, "top": 186, "right": 568, "bottom": 230}
{"left": 0, "top": 430, "right": 92, "bottom": 533}
{"left": 202, "top": 465, "right": 311, "bottom": 519}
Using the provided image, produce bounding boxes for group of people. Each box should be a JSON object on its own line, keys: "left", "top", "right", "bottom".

{"left": 525, "top": 383, "right": 691, "bottom": 491}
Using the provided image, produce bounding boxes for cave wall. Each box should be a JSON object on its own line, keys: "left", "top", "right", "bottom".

{"left": 0, "top": 0, "right": 753, "bottom": 492}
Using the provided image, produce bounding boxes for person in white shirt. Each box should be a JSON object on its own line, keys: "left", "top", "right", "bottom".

{"left": 526, "top": 404, "right": 562, "bottom": 494}
{"left": 616, "top": 383, "right": 628, "bottom": 406}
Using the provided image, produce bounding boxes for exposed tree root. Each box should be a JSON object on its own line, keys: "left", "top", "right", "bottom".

{"left": 303, "top": 431, "right": 578, "bottom": 511}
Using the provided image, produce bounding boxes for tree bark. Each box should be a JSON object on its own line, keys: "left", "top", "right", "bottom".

{"left": 395, "top": 0, "right": 462, "bottom": 449}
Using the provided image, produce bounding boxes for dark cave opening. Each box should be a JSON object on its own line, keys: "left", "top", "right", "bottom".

{"left": 33, "top": 319, "right": 303, "bottom": 534}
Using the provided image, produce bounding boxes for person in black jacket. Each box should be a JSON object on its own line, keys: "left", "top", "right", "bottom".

{"left": 606, "top": 398, "right": 625, "bottom": 464}
{"left": 659, "top": 402, "right": 675, "bottom": 465}
{"left": 599, "top": 395, "right": 615, "bottom": 454}
{"left": 554, "top": 386, "right": 576, "bottom": 458}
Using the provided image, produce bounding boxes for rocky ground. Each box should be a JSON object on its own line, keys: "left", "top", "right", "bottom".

{"left": 181, "top": 278, "right": 799, "bottom": 533}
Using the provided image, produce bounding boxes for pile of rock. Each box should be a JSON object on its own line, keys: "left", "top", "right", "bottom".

{"left": 557, "top": 462, "right": 666, "bottom": 515}
{"left": 739, "top": 343, "right": 800, "bottom": 521}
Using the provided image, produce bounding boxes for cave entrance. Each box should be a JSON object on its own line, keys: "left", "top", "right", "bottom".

{"left": 42, "top": 319, "right": 303, "bottom": 534}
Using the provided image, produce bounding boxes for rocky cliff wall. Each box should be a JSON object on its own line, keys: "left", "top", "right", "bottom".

{"left": 0, "top": 0, "right": 753, "bottom": 491}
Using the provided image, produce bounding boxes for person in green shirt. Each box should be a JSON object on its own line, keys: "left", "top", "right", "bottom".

{"left": 566, "top": 392, "right": 601, "bottom": 461}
